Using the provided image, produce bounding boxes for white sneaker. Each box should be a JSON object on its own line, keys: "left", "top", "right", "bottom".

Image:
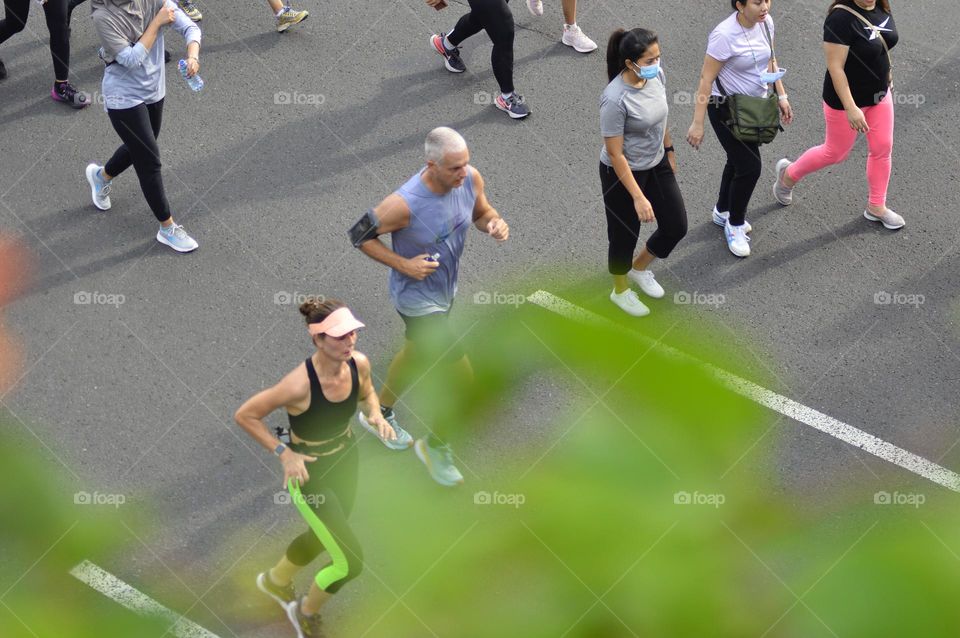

{"left": 85, "top": 163, "right": 111, "bottom": 211}
{"left": 609, "top": 288, "right": 649, "bottom": 317}
{"left": 156, "top": 223, "right": 199, "bottom": 253}
{"left": 724, "top": 221, "right": 751, "bottom": 257}
{"left": 561, "top": 24, "right": 597, "bottom": 53}
{"left": 773, "top": 158, "right": 794, "bottom": 206}
{"left": 863, "top": 208, "right": 904, "bottom": 230}
{"left": 711, "top": 207, "right": 751, "bottom": 233}
{"left": 627, "top": 269, "right": 664, "bottom": 299}
{"left": 526, "top": 0, "right": 543, "bottom": 16}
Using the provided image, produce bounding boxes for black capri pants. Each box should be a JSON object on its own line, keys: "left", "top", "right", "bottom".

{"left": 707, "top": 100, "right": 762, "bottom": 227}
{"left": 0, "top": 0, "right": 71, "bottom": 80}
{"left": 105, "top": 99, "right": 172, "bottom": 223}
{"left": 447, "top": 0, "right": 515, "bottom": 95}
{"left": 599, "top": 156, "right": 688, "bottom": 275}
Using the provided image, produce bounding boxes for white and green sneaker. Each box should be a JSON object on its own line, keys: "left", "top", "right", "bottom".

{"left": 414, "top": 438, "right": 464, "bottom": 486}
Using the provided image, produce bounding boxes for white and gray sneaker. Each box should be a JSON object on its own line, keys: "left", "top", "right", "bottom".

{"left": 414, "top": 438, "right": 464, "bottom": 486}
{"left": 724, "top": 221, "right": 751, "bottom": 257}
{"left": 561, "top": 24, "right": 597, "bottom": 53}
{"left": 358, "top": 407, "right": 414, "bottom": 450}
{"left": 609, "top": 287, "right": 649, "bottom": 317}
{"left": 627, "top": 269, "right": 664, "bottom": 299}
{"left": 711, "top": 207, "right": 751, "bottom": 233}
{"left": 863, "top": 208, "right": 904, "bottom": 230}
{"left": 526, "top": 0, "right": 543, "bottom": 16}
{"left": 85, "top": 163, "right": 111, "bottom": 210}
{"left": 156, "top": 223, "right": 199, "bottom": 253}
{"left": 773, "top": 158, "right": 794, "bottom": 206}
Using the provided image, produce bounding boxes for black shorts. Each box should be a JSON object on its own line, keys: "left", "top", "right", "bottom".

{"left": 398, "top": 308, "right": 465, "bottom": 364}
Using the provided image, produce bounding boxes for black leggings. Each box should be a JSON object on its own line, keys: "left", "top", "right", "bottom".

{"left": 0, "top": 0, "right": 70, "bottom": 80}
{"left": 447, "top": 0, "right": 514, "bottom": 95}
{"left": 105, "top": 99, "right": 172, "bottom": 223}
{"left": 600, "top": 157, "right": 688, "bottom": 275}
{"left": 707, "top": 102, "right": 762, "bottom": 226}
{"left": 285, "top": 439, "right": 363, "bottom": 594}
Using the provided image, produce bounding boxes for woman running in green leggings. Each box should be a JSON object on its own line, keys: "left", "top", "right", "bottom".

{"left": 234, "top": 298, "right": 396, "bottom": 637}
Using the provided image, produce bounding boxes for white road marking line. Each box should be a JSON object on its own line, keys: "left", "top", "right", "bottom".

{"left": 70, "top": 560, "right": 222, "bottom": 638}
{"left": 527, "top": 290, "right": 960, "bottom": 493}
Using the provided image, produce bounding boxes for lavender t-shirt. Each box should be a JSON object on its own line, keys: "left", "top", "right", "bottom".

{"left": 707, "top": 12, "right": 775, "bottom": 98}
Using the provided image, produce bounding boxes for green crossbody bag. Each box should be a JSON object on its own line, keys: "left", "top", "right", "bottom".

{"left": 715, "top": 21, "right": 783, "bottom": 145}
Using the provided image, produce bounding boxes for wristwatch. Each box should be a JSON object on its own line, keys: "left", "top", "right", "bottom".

{"left": 273, "top": 442, "right": 287, "bottom": 457}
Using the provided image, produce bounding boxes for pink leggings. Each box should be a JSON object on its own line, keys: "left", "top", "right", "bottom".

{"left": 786, "top": 92, "right": 894, "bottom": 206}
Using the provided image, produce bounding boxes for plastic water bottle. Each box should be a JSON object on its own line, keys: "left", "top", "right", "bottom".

{"left": 178, "top": 60, "right": 204, "bottom": 92}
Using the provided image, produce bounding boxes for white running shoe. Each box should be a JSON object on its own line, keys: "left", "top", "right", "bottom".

{"left": 724, "top": 221, "right": 751, "bottom": 257}
{"left": 156, "top": 223, "right": 199, "bottom": 253}
{"left": 711, "top": 207, "right": 751, "bottom": 233}
{"left": 627, "top": 269, "right": 664, "bottom": 299}
{"left": 526, "top": 0, "right": 543, "bottom": 16}
{"left": 561, "top": 24, "right": 597, "bottom": 53}
{"left": 85, "top": 163, "right": 111, "bottom": 211}
{"left": 863, "top": 208, "right": 904, "bottom": 230}
{"left": 773, "top": 158, "right": 794, "bottom": 206}
{"left": 609, "top": 288, "right": 649, "bottom": 317}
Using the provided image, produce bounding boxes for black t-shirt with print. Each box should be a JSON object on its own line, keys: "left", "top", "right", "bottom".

{"left": 822, "top": 1, "right": 898, "bottom": 110}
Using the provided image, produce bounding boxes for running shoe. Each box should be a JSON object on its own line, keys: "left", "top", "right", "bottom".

{"left": 177, "top": 0, "right": 202, "bottom": 21}
{"left": 51, "top": 82, "right": 90, "bottom": 109}
{"left": 711, "top": 207, "right": 751, "bottom": 233}
{"left": 494, "top": 92, "right": 530, "bottom": 119}
{"left": 156, "top": 223, "right": 199, "bottom": 253}
{"left": 414, "top": 438, "right": 463, "bottom": 486}
{"left": 863, "top": 208, "right": 904, "bottom": 230}
{"left": 772, "top": 158, "right": 794, "bottom": 206}
{"left": 431, "top": 33, "right": 466, "bottom": 73}
{"left": 276, "top": 6, "right": 309, "bottom": 32}
{"left": 627, "top": 269, "right": 664, "bottom": 299}
{"left": 0, "top": 59, "right": 6, "bottom": 81}
{"left": 85, "top": 163, "right": 112, "bottom": 211}
{"left": 256, "top": 572, "right": 296, "bottom": 610}
{"left": 609, "top": 288, "right": 649, "bottom": 317}
{"left": 724, "top": 221, "right": 750, "bottom": 257}
{"left": 358, "top": 408, "right": 414, "bottom": 450}
{"left": 561, "top": 24, "right": 597, "bottom": 53}
{"left": 285, "top": 597, "right": 324, "bottom": 638}
{"left": 526, "top": 0, "right": 543, "bottom": 16}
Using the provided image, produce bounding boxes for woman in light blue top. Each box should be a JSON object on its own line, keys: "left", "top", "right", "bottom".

{"left": 84, "top": 0, "right": 201, "bottom": 253}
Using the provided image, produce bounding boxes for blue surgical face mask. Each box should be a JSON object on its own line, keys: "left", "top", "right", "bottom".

{"left": 761, "top": 67, "right": 786, "bottom": 84}
{"left": 631, "top": 60, "right": 661, "bottom": 80}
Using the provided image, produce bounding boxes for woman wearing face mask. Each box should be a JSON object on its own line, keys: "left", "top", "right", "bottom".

{"left": 773, "top": 0, "right": 901, "bottom": 230}
{"left": 686, "top": 0, "right": 792, "bottom": 258}
{"left": 600, "top": 28, "right": 686, "bottom": 317}
{"left": 85, "top": 0, "right": 202, "bottom": 253}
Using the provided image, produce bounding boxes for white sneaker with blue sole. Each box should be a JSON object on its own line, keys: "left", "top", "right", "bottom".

{"left": 85, "top": 163, "right": 111, "bottom": 211}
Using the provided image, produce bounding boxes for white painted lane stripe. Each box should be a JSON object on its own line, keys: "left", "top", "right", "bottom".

{"left": 527, "top": 290, "right": 960, "bottom": 493}
{"left": 70, "top": 560, "right": 222, "bottom": 638}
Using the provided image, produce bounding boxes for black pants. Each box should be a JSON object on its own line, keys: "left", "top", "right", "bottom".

{"left": 0, "top": 0, "right": 70, "bottom": 80}
{"left": 105, "top": 99, "right": 172, "bottom": 223}
{"left": 708, "top": 102, "right": 762, "bottom": 226}
{"left": 285, "top": 439, "right": 363, "bottom": 594}
{"left": 600, "top": 157, "right": 688, "bottom": 275}
{"left": 447, "top": 0, "right": 514, "bottom": 94}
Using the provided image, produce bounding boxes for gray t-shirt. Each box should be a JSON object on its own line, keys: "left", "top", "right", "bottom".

{"left": 599, "top": 71, "right": 668, "bottom": 171}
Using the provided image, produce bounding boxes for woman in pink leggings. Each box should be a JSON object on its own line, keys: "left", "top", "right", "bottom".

{"left": 773, "top": 0, "right": 902, "bottom": 229}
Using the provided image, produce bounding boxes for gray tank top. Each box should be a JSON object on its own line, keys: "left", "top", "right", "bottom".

{"left": 388, "top": 166, "right": 477, "bottom": 316}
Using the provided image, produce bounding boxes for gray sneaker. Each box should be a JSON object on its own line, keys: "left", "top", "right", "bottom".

{"left": 85, "top": 163, "right": 111, "bottom": 211}
{"left": 863, "top": 208, "right": 904, "bottom": 230}
{"left": 276, "top": 6, "right": 309, "bottom": 32}
{"left": 773, "top": 158, "right": 794, "bottom": 206}
{"left": 358, "top": 408, "right": 414, "bottom": 450}
{"left": 156, "top": 223, "right": 199, "bottom": 253}
{"left": 414, "top": 438, "right": 464, "bottom": 486}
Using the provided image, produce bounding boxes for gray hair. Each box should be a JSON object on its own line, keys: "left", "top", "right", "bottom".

{"left": 424, "top": 127, "right": 467, "bottom": 165}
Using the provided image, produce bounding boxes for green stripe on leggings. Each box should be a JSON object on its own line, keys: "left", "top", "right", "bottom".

{"left": 288, "top": 480, "right": 350, "bottom": 590}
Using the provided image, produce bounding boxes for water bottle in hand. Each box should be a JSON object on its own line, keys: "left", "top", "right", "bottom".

{"left": 178, "top": 59, "right": 204, "bottom": 92}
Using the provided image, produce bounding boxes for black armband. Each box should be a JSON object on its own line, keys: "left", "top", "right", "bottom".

{"left": 348, "top": 209, "right": 380, "bottom": 247}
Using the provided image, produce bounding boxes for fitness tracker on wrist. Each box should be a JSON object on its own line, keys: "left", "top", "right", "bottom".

{"left": 273, "top": 443, "right": 287, "bottom": 457}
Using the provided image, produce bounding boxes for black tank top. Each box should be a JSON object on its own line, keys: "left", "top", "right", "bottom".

{"left": 287, "top": 356, "right": 359, "bottom": 446}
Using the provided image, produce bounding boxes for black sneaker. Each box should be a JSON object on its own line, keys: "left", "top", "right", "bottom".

{"left": 0, "top": 58, "right": 7, "bottom": 81}
{"left": 431, "top": 33, "right": 466, "bottom": 73}
{"left": 51, "top": 81, "right": 90, "bottom": 109}
{"left": 495, "top": 92, "right": 530, "bottom": 119}
{"left": 256, "top": 571, "right": 296, "bottom": 610}
{"left": 285, "top": 597, "right": 324, "bottom": 637}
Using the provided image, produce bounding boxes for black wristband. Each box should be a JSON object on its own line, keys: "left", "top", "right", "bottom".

{"left": 664, "top": 145, "right": 675, "bottom": 153}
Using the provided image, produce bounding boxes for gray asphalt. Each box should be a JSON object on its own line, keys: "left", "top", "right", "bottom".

{"left": 1, "top": 0, "right": 959, "bottom": 635}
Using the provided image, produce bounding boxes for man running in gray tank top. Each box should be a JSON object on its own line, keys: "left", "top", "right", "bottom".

{"left": 350, "top": 127, "right": 510, "bottom": 486}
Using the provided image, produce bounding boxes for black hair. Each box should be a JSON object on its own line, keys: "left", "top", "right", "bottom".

{"left": 605, "top": 28, "right": 659, "bottom": 82}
